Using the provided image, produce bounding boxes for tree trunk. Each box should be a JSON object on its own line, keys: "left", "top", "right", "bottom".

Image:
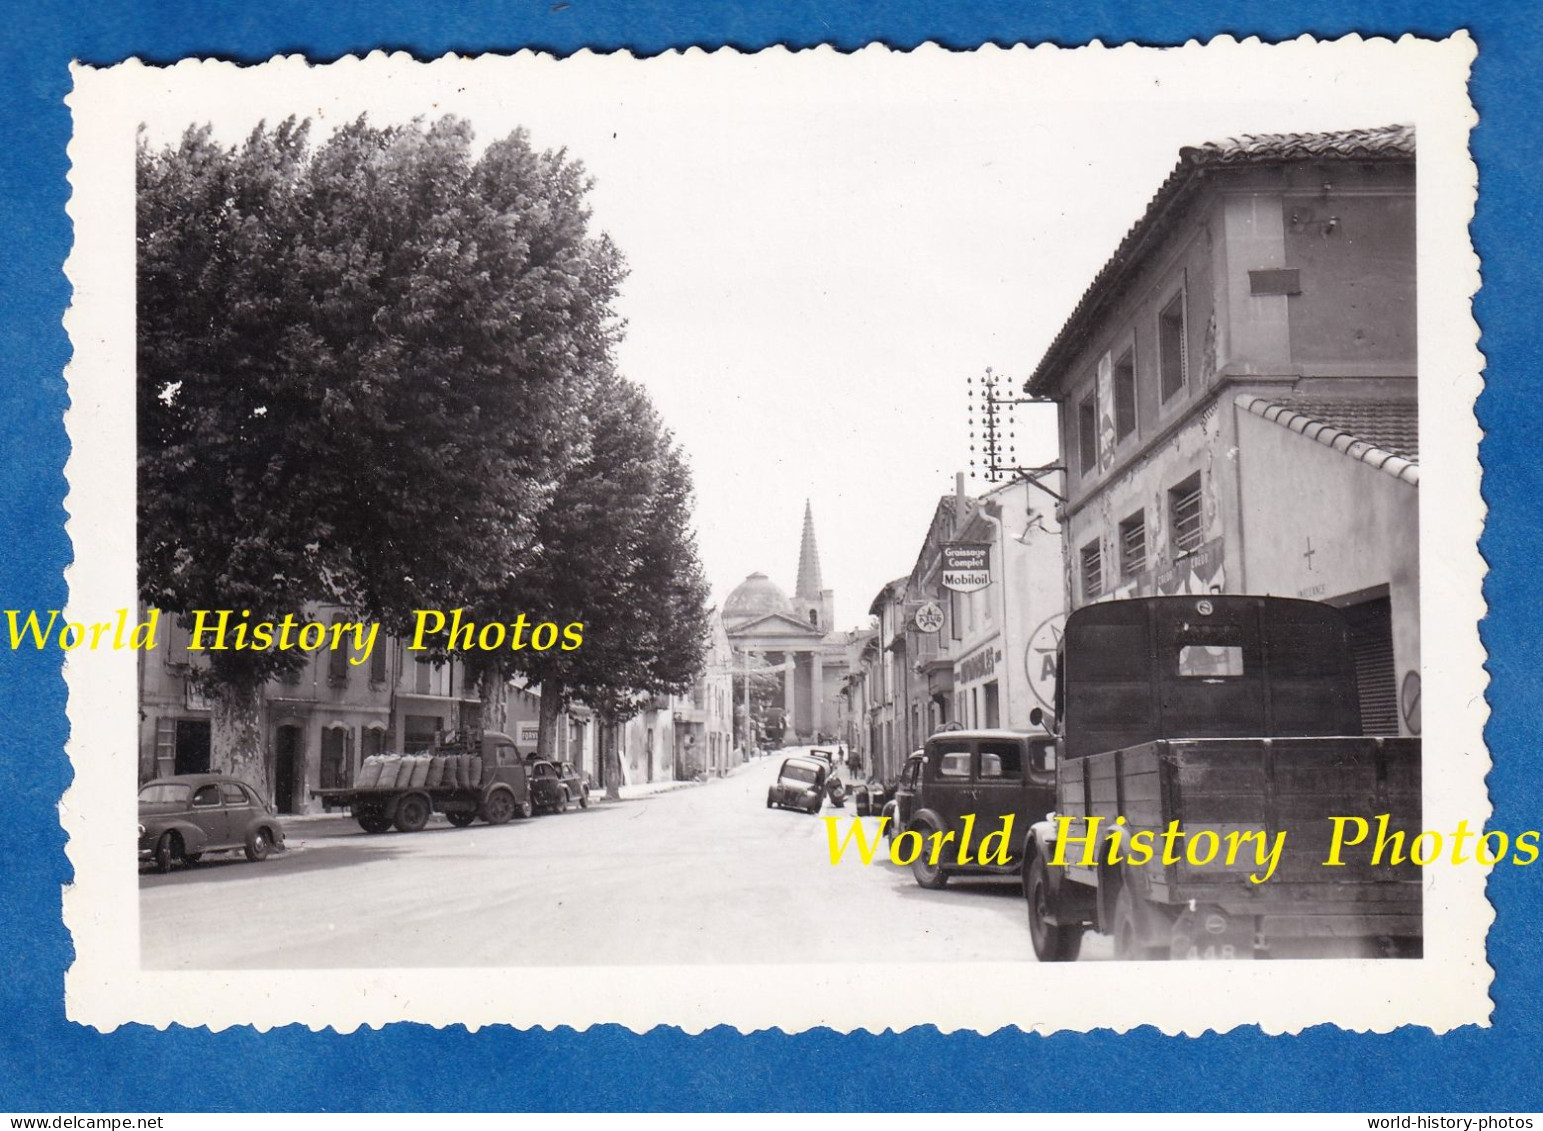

{"left": 602, "top": 713, "right": 622, "bottom": 800}
{"left": 537, "top": 678, "right": 564, "bottom": 760}
{"left": 210, "top": 678, "right": 268, "bottom": 798}
{"left": 478, "top": 668, "right": 509, "bottom": 735}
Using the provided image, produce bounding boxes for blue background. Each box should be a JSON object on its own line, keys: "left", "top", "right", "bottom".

{"left": 2, "top": 0, "right": 1538, "bottom": 1113}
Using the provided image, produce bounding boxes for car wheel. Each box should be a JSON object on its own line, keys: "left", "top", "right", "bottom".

{"left": 394, "top": 794, "right": 431, "bottom": 833}
{"left": 153, "top": 831, "right": 180, "bottom": 874}
{"left": 446, "top": 809, "right": 477, "bottom": 828}
{"left": 579, "top": 791, "right": 590, "bottom": 810}
{"left": 481, "top": 790, "right": 515, "bottom": 826}
{"left": 517, "top": 797, "right": 534, "bottom": 820}
{"left": 911, "top": 833, "right": 950, "bottom": 890}
{"left": 556, "top": 791, "right": 569, "bottom": 814}
{"left": 1026, "top": 853, "right": 1083, "bottom": 962}
{"left": 245, "top": 828, "right": 272, "bottom": 862}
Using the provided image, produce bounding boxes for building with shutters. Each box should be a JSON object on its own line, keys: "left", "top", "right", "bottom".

{"left": 1023, "top": 125, "right": 1419, "bottom": 736}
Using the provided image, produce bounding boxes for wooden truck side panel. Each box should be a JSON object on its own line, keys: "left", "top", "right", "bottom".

{"left": 1072, "top": 737, "right": 1421, "bottom": 917}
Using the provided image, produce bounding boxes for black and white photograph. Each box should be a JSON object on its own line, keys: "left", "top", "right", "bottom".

{"left": 60, "top": 36, "right": 1484, "bottom": 1034}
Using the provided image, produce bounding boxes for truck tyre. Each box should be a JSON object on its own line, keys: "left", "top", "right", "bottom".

{"left": 1112, "top": 883, "right": 1167, "bottom": 961}
{"left": 446, "top": 810, "right": 477, "bottom": 828}
{"left": 1025, "top": 853, "right": 1083, "bottom": 962}
{"left": 357, "top": 811, "right": 391, "bottom": 834}
{"left": 394, "top": 793, "right": 431, "bottom": 833}
{"left": 481, "top": 789, "right": 515, "bottom": 826}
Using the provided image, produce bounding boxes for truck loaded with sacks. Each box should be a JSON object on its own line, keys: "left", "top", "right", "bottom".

{"left": 310, "top": 730, "right": 536, "bottom": 833}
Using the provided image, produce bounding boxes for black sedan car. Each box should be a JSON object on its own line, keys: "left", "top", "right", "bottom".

{"left": 766, "top": 756, "right": 827, "bottom": 815}
{"left": 138, "top": 775, "right": 286, "bottom": 873}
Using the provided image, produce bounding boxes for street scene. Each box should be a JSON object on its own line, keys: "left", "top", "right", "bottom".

{"left": 141, "top": 749, "right": 1112, "bottom": 968}
{"left": 127, "top": 50, "right": 1439, "bottom": 976}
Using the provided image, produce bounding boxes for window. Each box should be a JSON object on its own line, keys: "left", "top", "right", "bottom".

{"left": 978, "top": 740, "right": 1021, "bottom": 779}
{"left": 939, "top": 751, "right": 971, "bottom": 778}
{"left": 219, "top": 783, "right": 248, "bottom": 806}
{"left": 1169, "top": 473, "right": 1204, "bottom": 555}
{"left": 1028, "top": 738, "right": 1057, "bottom": 776}
{"left": 1077, "top": 391, "right": 1097, "bottom": 474}
{"left": 369, "top": 640, "right": 387, "bottom": 684}
{"left": 1119, "top": 511, "right": 1147, "bottom": 580}
{"left": 1159, "top": 290, "right": 1187, "bottom": 401}
{"left": 983, "top": 681, "right": 1000, "bottom": 728}
{"left": 328, "top": 615, "right": 348, "bottom": 683}
{"left": 1081, "top": 539, "right": 1104, "bottom": 601}
{"left": 1178, "top": 645, "right": 1245, "bottom": 678}
{"left": 192, "top": 785, "right": 221, "bottom": 808}
{"left": 1113, "top": 346, "right": 1136, "bottom": 440}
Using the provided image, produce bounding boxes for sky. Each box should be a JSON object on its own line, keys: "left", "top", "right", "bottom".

{"left": 129, "top": 38, "right": 1458, "bottom": 630}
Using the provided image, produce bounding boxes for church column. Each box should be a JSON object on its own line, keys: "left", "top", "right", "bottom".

{"left": 811, "top": 651, "right": 824, "bottom": 738}
{"left": 783, "top": 654, "right": 795, "bottom": 732}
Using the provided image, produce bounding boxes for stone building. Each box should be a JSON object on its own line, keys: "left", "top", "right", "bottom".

{"left": 1025, "top": 125, "right": 1419, "bottom": 735}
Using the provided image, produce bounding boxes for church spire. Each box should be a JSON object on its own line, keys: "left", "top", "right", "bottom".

{"left": 795, "top": 500, "right": 823, "bottom": 600}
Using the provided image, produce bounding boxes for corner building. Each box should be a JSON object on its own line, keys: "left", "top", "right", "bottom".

{"left": 1026, "top": 126, "right": 1420, "bottom": 736}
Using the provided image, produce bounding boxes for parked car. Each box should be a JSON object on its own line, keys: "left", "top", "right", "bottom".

{"left": 138, "top": 775, "right": 286, "bottom": 873}
{"left": 766, "top": 756, "right": 828, "bottom": 814}
{"left": 556, "top": 761, "right": 591, "bottom": 810}
{"left": 525, "top": 757, "right": 578, "bottom": 813}
{"left": 881, "top": 751, "right": 925, "bottom": 841}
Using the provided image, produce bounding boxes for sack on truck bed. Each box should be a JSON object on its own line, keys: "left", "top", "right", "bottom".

{"left": 426, "top": 756, "right": 446, "bottom": 790}
{"left": 469, "top": 755, "right": 485, "bottom": 787}
{"left": 407, "top": 755, "right": 430, "bottom": 788}
{"left": 356, "top": 756, "right": 384, "bottom": 790}
{"left": 377, "top": 756, "right": 404, "bottom": 790}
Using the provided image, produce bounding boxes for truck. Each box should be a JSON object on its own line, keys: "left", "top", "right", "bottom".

{"left": 310, "top": 730, "right": 536, "bottom": 834}
{"left": 1021, "top": 594, "right": 1421, "bottom": 961}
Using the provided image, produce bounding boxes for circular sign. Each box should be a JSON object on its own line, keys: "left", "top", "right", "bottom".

{"left": 914, "top": 601, "right": 945, "bottom": 633}
{"left": 1023, "top": 612, "right": 1066, "bottom": 710}
{"left": 1196, "top": 599, "right": 1214, "bottom": 616}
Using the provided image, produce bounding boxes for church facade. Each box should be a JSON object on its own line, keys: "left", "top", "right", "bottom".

{"left": 723, "top": 502, "right": 853, "bottom": 745}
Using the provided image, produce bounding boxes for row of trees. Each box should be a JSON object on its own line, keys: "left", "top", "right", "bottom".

{"left": 138, "top": 115, "right": 709, "bottom": 796}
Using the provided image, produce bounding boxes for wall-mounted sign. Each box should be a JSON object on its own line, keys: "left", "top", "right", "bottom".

{"left": 517, "top": 721, "right": 540, "bottom": 746}
{"left": 913, "top": 602, "right": 945, "bottom": 633}
{"left": 956, "top": 645, "right": 1001, "bottom": 685}
{"left": 942, "top": 542, "right": 992, "bottom": 593}
{"left": 1400, "top": 670, "right": 1421, "bottom": 735}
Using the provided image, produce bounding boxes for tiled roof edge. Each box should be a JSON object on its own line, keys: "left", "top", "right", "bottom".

{"left": 1233, "top": 394, "right": 1420, "bottom": 487}
{"left": 1025, "top": 125, "right": 1415, "bottom": 398}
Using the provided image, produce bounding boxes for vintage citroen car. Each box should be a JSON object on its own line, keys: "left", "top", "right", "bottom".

{"left": 766, "top": 756, "right": 828, "bottom": 814}
{"left": 138, "top": 774, "right": 286, "bottom": 873}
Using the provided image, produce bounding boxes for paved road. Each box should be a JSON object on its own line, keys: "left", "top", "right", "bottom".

{"left": 141, "top": 748, "right": 1110, "bottom": 968}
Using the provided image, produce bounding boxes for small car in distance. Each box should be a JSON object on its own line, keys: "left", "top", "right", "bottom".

{"left": 556, "top": 761, "right": 591, "bottom": 810}
{"left": 525, "top": 757, "right": 576, "bottom": 813}
{"left": 138, "top": 775, "right": 286, "bottom": 873}
{"left": 766, "top": 756, "right": 828, "bottom": 814}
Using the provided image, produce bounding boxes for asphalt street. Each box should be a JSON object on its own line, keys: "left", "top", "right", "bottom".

{"left": 140, "top": 747, "right": 1111, "bottom": 968}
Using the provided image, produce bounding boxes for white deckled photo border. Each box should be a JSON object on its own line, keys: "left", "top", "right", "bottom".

{"left": 61, "top": 35, "right": 1486, "bottom": 1034}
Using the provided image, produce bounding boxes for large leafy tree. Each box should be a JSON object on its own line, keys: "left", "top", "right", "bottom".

{"left": 138, "top": 115, "right": 624, "bottom": 793}
{"left": 457, "top": 369, "right": 712, "bottom": 794}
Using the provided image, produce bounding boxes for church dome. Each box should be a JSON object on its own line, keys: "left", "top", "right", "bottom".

{"left": 724, "top": 572, "right": 793, "bottom": 623}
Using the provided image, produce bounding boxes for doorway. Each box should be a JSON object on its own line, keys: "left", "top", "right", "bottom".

{"left": 274, "top": 725, "right": 303, "bottom": 814}
{"left": 173, "top": 719, "right": 211, "bottom": 776}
